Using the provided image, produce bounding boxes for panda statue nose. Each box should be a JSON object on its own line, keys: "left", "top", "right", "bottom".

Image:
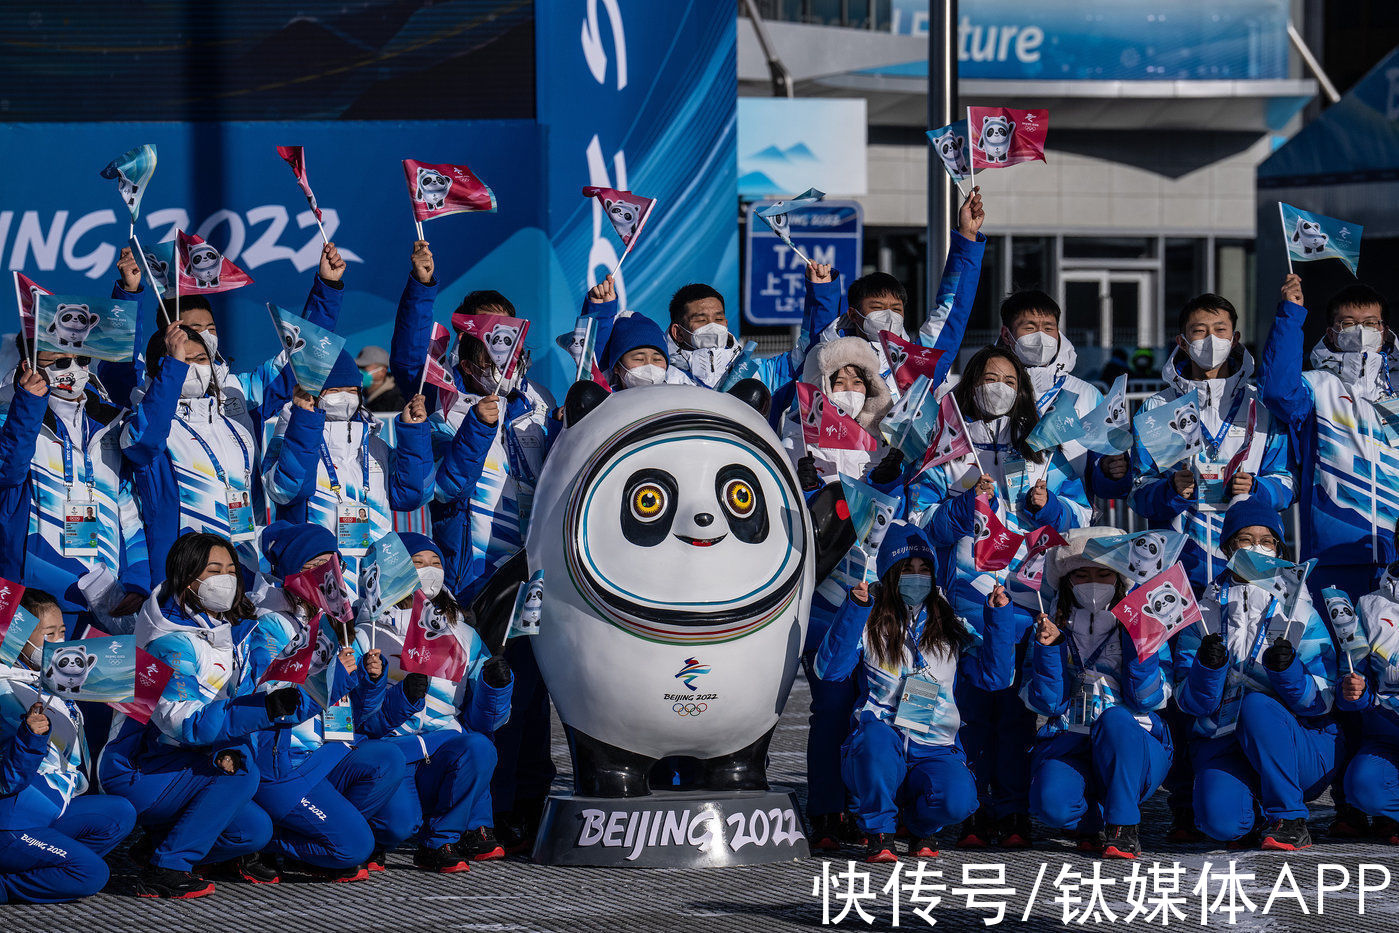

{"left": 695, "top": 512, "right": 714, "bottom": 527}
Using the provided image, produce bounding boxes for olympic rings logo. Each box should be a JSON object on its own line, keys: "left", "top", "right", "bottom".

{"left": 672, "top": 702, "right": 708, "bottom": 716}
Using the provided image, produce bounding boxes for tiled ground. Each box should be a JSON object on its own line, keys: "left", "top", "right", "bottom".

{"left": 10, "top": 680, "right": 1399, "bottom": 932}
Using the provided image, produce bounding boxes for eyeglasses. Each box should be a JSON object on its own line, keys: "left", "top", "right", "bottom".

{"left": 1232, "top": 534, "right": 1280, "bottom": 551}
{"left": 40, "top": 357, "right": 91, "bottom": 370}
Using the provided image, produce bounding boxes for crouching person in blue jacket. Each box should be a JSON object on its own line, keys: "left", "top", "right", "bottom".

{"left": 1336, "top": 562, "right": 1399, "bottom": 843}
{"left": 100, "top": 533, "right": 283, "bottom": 898}
{"left": 1022, "top": 528, "right": 1172, "bottom": 860}
{"left": 250, "top": 522, "right": 426, "bottom": 882}
{"left": 1172, "top": 496, "right": 1340, "bottom": 851}
{"left": 354, "top": 532, "right": 513, "bottom": 873}
{"left": 0, "top": 588, "right": 135, "bottom": 902}
{"left": 816, "top": 522, "right": 1016, "bottom": 863}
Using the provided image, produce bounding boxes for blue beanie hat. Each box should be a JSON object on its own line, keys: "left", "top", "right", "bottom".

{"left": 324, "top": 351, "right": 362, "bottom": 393}
{"left": 876, "top": 521, "right": 936, "bottom": 579}
{"left": 601, "top": 313, "right": 668, "bottom": 374}
{"left": 262, "top": 521, "right": 337, "bottom": 579}
{"left": 397, "top": 531, "right": 442, "bottom": 563}
{"left": 1221, "top": 496, "right": 1286, "bottom": 547}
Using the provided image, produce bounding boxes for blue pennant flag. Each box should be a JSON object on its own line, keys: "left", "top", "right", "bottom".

{"left": 1079, "top": 376, "right": 1133, "bottom": 455}
{"left": 926, "top": 120, "right": 970, "bottom": 183}
{"left": 1132, "top": 389, "right": 1202, "bottom": 471}
{"left": 1027, "top": 388, "right": 1083, "bottom": 452}
{"left": 266, "top": 302, "right": 346, "bottom": 394}
{"left": 99, "top": 144, "right": 157, "bottom": 223}
{"left": 356, "top": 533, "right": 423, "bottom": 623}
{"left": 35, "top": 294, "right": 138, "bottom": 362}
{"left": 1279, "top": 202, "right": 1362, "bottom": 275}
{"left": 1081, "top": 530, "right": 1190, "bottom": 587}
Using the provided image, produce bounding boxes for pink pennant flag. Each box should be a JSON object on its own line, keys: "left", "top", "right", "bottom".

{"left": 969, "top": 107, "right": 1049, "bottom": 171}
{"left": 1013, "top": 525, "right": 1069, "bottom": 590}
{"left": 451, "top": 313, "right": 530, "bottom": 381}
{"left": 110, "top": 648, "right": 173, "bottom": 725}
{"left": 427, "top": 322, "right": 452, "bottom": 362}
{"left": 175, "top": 230, "right": 253, "bottom": 295}
{"left": 973, "top": 496, "right": 1025, "bottom": 572}
{"left": 1112, "top": 564, "right": 1203, "bottom": 662}
{"left": 795, "top": 382, "right": 879, "bottom": 452}
{"left": 13, "top": 272, "right": 49, "bottom": 341}
{"left": 423, "top": 355, "right": 460, "bottom": 415}
{"left": 878, "top": 331, "right": 944, "bottom": 394}
{"left": 400, "top": 592, "right": 468, "bottom": 682}
{"left": 284, "top": 560, "right": 354, "bottom": 626}
{"left": 582, "top": 186, "right": 656, "bottom": 248}
{"left": 922, "top": 393, "right": 975, "bottom": 470}
{"left": 1223, "top": 400, "right": 1258, "bottom": 484}
{"left": 403, "top": 159, "right": 497, "bottom": 222}
{"left": 276, "top": 146, "right": 322, "bottom": 222}
{"left": 259, "top": 612, "right": 323, "bottom": 686}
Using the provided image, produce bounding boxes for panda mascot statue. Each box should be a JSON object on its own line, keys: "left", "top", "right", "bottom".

{"left": 472, "top": 380, "right": 852, "bottom": 865}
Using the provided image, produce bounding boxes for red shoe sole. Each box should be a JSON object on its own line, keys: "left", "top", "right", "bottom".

{"left": 137, "top": 883, "right": 216, "bottom": 899}
{"left": 912, "top": 847, "right": 939, "bottom": 858}
{"left": 1101, "top": 846, "right": 1138, "bottom": 860}
{"left": 999, "top": 835, "right": 1031, "bottom": 849}
{"left": 1260, "top": 838, "right": 1310, "bottom": 851}
{"left": 811, "top": 837, "right": 840, "bottom": 852}
{"left": 331, "top": 868, "right": 370, "bottom": 883}
{"left": 471, "top": 847, "right": 506, "bottom": 862}
{"left": 239, "top": 873, "right": 281, "bottom": 885}
{"left": 864, "top": 850, "right": 898, "bottom": 864}
{"left": 956, "top": 835, "right": 988, "bottom": 849}
{"left": 367, "top": 863, "right": 386, "bottom": 873}
{"left": 1077, "top": 842, "right": 1104, "bottom": 854}
{"left": 431, "top": 862, "right": 471, "bottom": 873}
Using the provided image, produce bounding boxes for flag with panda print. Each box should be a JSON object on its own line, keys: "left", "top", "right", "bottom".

{"left": 12, "top": 271, "right": 50, "bottom": 341}
{"left": 1012, "top": 525, "right": 1068, "bottom": 591}
{"left": 968, "top": 107, "right": 1048, "bottom": 171}
{"left": 355, "top": 533, "right": 421, "bottom": 624}
{"left": 1322, "top": 587, "right": 1367, "bottom": 669}
{"left": 973, "top": 496, "right": 1024, "bottom": 572}
{"left": 795, "top": 382, "right": 878, "bottom": 452}
{"left": 258, "top": 612, "right": 324, "bottom": 686}
{"left": 403, "top": 159, "right": 497, "bottom": 221}
{"left": 1112, "top": 564, "right": 1202, "bottom": 662}
{"left": 0, "top": 603, "right": 37, "bottom": 668}
{"left": 1081, "top": 530, "right": 1189, "bottom": 588}
{"left": 276, "top": 146, "right": 323, "bottom": 222}
{"left": 1132, "top": 388, "right": 1202, "bottom": 470}
{"left": 921, "top": 391, "right": 975, "bottom": 471}
{"left": 41, "top": 635, "right": 142, "bottom": 704}
{"left": 452, "top": 313, "right": 531, "bottom": 382}
{"left": 1279, "top": 202, "right": 1362, "bottom": 275}
{"left": 400, "top": 591, "right": 469, "bottom": 681}
{"left": 1078, "top": 375, "right": 1132, "bottom": 455}
{"left": 1226, "top": 549, "right": 1316, "bottom": 618}
{"left": 284, "top": 557, "right": 354, "bottom": 626}
{"left": 878, "top": 330, "right": 944, "bottom": 394}
{"left": 754, "top": 187, "right": 825, "bottom": 255}
{"left": 129, "top": 236, "right": 174, "bottom": 299}
{"left": 99, "top": 144, "right": 157, "bottom": 223}
{"left": 838, "top": 474, "right": 900, "bottom": 555}
{"left": 266, "top": 302, "right": 346, "bottom": 394}
{"left": 1026, "top": 388, "right": 1085, "bottom": 452}
{"left": 583, "top": 186, "right": 656, "bottom": 250}
{"left": 35, "top": 294, "right": 138, "bottom": 363}
{"left": 926, "top": 120, "right": 971, "bottom": 183}
{"left": 175, "top": 230, "right": 253, "bottom": 295}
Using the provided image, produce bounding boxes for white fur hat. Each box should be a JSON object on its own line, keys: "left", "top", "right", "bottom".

{"left": 1046, "top": 526, "right": 1126, "bottom": 588}
{"left": 799, "top": 336, "right": 893, "bottom": 432}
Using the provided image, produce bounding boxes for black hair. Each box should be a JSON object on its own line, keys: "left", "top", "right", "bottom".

{"left": 144, "top": 325, "right": 210, "bottom": 369}
{"left": 164, "top": 531, "right": 254, "bottom": 621}
{"left": 952, "top": 345, "right": 1045, "bottom": 464}
{"left": 1326, "top": 284, "right": 1388, "bottom": 326}
{"left": 848, "top": 272, "right": 907, "bottom": 310}
{"left": 864, "top": 558, "right": 968, "bottom": 670}
{"left": 999, "top": 290, "right": 1061, "bottom": 330}
{"left": 19, "top": 588, "right": 60, "bottom": 617}
{"left": 668, "top": 283, "right": 725, "bottom": 326}
{"left": 455, "top": 290, "right": 516, "bottom": 318}
{"left": 1177, "top": 294, "right": 1238, "bottom": 335}
{"left": 158, "top": 294, "right": 213, "bottom": 321}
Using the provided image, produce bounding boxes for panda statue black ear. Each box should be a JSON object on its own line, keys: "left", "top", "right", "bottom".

{"left": 564, "top": 380, "right": 609, "bottom": 427}
{"left": 468, "top": 549, "right": 529, "bottom": 654}
{"left": 808, "top": 483, "right": 858, "bottom": 581}
{"left": 726, "top": 378, "right": 771, "bottom": 418}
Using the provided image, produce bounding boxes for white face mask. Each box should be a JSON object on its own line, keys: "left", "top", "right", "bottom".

{"left": 683, "top": 322, "right": 730, "bottom": 351}
{"left": 620, "top": 363, "right": 667, "bottom": 388}
{"left": 181, "top": 363, "right": 212, "bottom": 398}
{"left": 194, "top": 329, "right": 219, "bottom": 361}
{"left": 195, "top": 573, "right": 238, "bottom": 614}
{"left": 1012, "top": 331, "right": 1058, "bottom": 367}
{"left": 1186, "top": 335, "right": 1233, "bottom": 371}
{"left": 417, "top": 566, "right": 444, "bottom": 599}
{"left": 319, "top": 391, "right": 359, "bottom": 421}
{"left": 828, "top": 390, "right": 865, "bottom": 417}
{"left": 42, "top": 364, "right": 90, "bottom": 400}
{"left": 861, "top": 309, "right": 905, "bottom": 341}
{"left": 973, "top": 381, "right": 1016, "bottom": 417}
{"left": 1242, "top": 544, "right": 1277, "bottom": 559}
{"left": 1073, "top": 581, "right": 1116, "bottom": 612}
{"left": 1334, "top": 323, "right": 1385, "bottom": 353}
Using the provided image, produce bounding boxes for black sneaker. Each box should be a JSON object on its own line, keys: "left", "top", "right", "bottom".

{"left": 998, "top": 813, "right": 1032, "bottom": 849}
{"left": 134, "top": 865, "right": 216, "bottom": 899}
{"left": 1373, "top": 815, "right": 1399, "bottom": 845}
{"left": 493, "top": 814, "right": 532, "bottom": 855}
{"left": 1261, "top": 817, "right": 1312, "bottom": 851}
{"left": 1076, "top": 831, "right": 1105, "bottom": 853}
{"left": 1102, "top": 824, "right": 1141, "bottom": 859}
{"left": 414, "top": 843, "right": 470, "bottom": 874}
{"left": 909, "top": 837, "right": 939, "bottom": 858}
{"left": 955, "top": 810, "right": 993, "bottom": 849}
{"left": 455, "top": 827, "right": 505, "bottom": 862}
{"left": 863, "top": 832, "right": 897, "bottom": 863}
{"left": 1167, "top": 808, "right": 1204, "bottom": 843}
{"left": 199, "top": 854, "right": 281, "bottom": 885}
{"left": 1329, "top": 805, "right": 1370, "bottom": 839}
{"left": 809, "top": 813, "right": 842, "bottom": 852}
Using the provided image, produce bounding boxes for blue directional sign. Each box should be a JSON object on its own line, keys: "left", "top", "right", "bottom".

{"left": 744, "top": 200, "right": 862, "bottom": 326}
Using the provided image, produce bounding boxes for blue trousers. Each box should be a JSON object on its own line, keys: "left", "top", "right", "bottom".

{"left": 841, "top": 717, "right": 979, "bottom": 836}
{"left": 1343, "top": 738, "right": 1399, "bottom": 821}
{"left": 1191, "top": 692, "right": 1341, "bottom": 841}
{"left": 0, "top": 795, "right": 136, "bottom": 903}
{"left": 256, "top": 740, "right": 406, "bottom": 869}
{"left": 101, "top": 749, "right": 270, "bottom": 871}
{"left": 802, "top": 652, "right": 858, "bottom": 818}
{"left": 956, "top": 679, "right": 1035, "bottom": 818}
{"left": 491, "top": 638, "right": 556, "bottom": 816}
{"left": 1029, "top": 707, "right": 1172, "bottom": 831}
{"left": 379, "top": 731, "right": 499, "bottom": 848}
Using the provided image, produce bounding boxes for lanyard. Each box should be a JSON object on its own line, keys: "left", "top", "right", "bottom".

{"left": 1219, "top": 583, "right": 1277, "bottom": 668}
{"left": 501, "top": 414, "right": 538, "bottom": 488}
{"left": 54, "top": 417, "right": 93, "bottom": 488}
{"left": 179, "top": 415, "right": 250, "bottom": 491}
{"left": 319, "top": 426, "right": 372, "bottom": 500}
{"left": 1201, "top": 389, "right": 1246, "bottom": 459}
{"left": 1035, "top": 377, "right": 1066, "bottom": 414}
{"left": 905, "top": 609, "right": 932, "bottom": 674}
{"left": 1064, "top": 620, "right": 1116, "bottom": 678}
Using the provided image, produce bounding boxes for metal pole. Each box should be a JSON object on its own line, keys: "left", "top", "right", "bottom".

{"left": 927, "top": 0, "right": 957, "bottom": 319}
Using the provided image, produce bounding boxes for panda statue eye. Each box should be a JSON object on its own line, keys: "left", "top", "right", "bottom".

{"left": 715, "top": 465, "right": 769, "bottom": 544}
{"left": 620, "top": 469, "right": 678, "bottom": 547}
{"left": 630, "top": 483, "right": 669, "bottom": 522}
{"left": 722, "top": 479, "right": 756, "bottom": 517}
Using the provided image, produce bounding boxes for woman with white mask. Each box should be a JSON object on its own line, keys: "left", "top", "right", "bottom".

{"left": 599, "top": 313, "right": 684, "bottom": 391}
{"left": 261, "top": 352, "right": 434, "bottom": 598}
{"left": 1022, "top": 528, "right": 1173, "bottom": 860}
{"left": 906, "top": 344, "right": 1091, "bottom": 850}
{"left": 780, "top": 335, "right": 895, "bottom": 485}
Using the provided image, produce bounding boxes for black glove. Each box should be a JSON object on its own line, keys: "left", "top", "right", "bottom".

{"left": 264, "top": 686, "right": 300, "bottom": 719}
{"left": 870, "top": 449, "right": 905, "bottom": 486}
{"left": 1196, "top": 633, "right": 1228, "bottom": 670}
{"left": 482, "top": 656, "right": 513, "bottom": 688}
{"left": 402, "top": 673, "right": 431, "bottom": 702}
{"left": 797, "top": 454, "right": 821, "bottom": 492}
{"left": 1262, "top": 637, "right": 1296, "bottom": 673}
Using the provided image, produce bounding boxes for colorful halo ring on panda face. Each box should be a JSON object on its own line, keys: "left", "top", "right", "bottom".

{"left": 563, "top": 409, "right": 806, "bottom": 645}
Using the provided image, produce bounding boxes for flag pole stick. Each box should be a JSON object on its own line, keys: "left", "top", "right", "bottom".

{"left": 128, "top": 220, "right": 134, "bottom": 240}
{"left": 414, "top": 218, "right": 424, "bottom": 242}
{"left": 417, "top": 348, "right": 431, "bottom": 396}
{"left": 165, "top": 233, "right": 179, "bottom": 330}
{"left": 966, "top": 106, "right": 977, "bottom": 192}
{"left": 1279, "top": 203, "right": 1294, "bottom": 274}
{"left": 315, "top": 216, "right": 329, "bottom": 246}
{"left": 13, "top": 274, "right": 32, "bottom": 368}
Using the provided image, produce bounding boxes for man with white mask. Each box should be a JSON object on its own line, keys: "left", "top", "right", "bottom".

{"left": 1261, "top": 274, "right": 1399, "bottom": 604}
{"left": 0, "top": 343, "right": 150, "bottom": 632}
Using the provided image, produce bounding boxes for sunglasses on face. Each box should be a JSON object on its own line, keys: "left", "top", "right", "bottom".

{"left": 41, "top": 357, "right": 91, "bottom": 370}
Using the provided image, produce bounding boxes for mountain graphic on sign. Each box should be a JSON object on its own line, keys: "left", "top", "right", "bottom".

{"left": 746, "top": 142, "right": 819, "bottom": 163}
{"left": 738, "top": 171, "right": 782, "bottom": 192}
